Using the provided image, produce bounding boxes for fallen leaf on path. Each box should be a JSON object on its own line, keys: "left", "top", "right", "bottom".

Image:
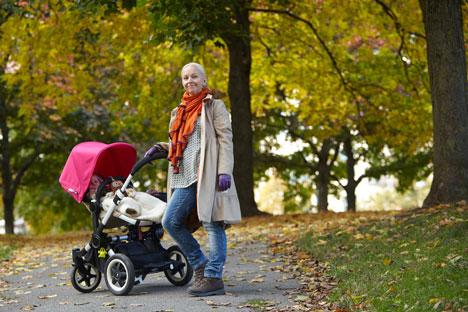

{"left": 102, "top": 302, "right": 116, "bottom": 307}
{"left": 205, "top": 300, "right": 231, "bottom": 307}
{"left": 294, "top": 295, "right": 309, "bottom": 302}
{"left": 1, "top": 299, "right": 18, "bottom": 304}
{"left": 38, "top": 294, "right": 57, "bottom": 299}
{"left": 249, "top": 277, "right": 265, "bottom": 283}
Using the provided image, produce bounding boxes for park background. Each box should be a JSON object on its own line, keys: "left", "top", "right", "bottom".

{"left": 0, "top": 1, "right": 467, "bottom": 311}
{"left": 2, "top": 0, "right": 466, "bottom": 233}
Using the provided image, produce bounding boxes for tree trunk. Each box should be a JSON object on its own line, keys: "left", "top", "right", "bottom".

{"left": 419, "top": 0, "right": 468, "bottom": 207}
{"left": 316, "top": 139, "right": 332, "bottom": 212}
{"left": 0, "top": 91, "right": 15, "bottom": 234}
{"left": 224, "top": 2, "right": 259, "bottom": 217}
{"left": 316, "top": 162, "right": 329, "bottom": 212}
{"left": 345, "top": 186, "right": 356, "bottom": 212}
{"left": 3, "top": 196, "right": 14, "bottom": 235}
{"left": 343, "top": 135, "right": 357, "bottom": 212}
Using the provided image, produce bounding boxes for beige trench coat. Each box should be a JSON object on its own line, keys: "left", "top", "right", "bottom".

{"left": 166, "top": 94, "right": 242, "bottom": 224}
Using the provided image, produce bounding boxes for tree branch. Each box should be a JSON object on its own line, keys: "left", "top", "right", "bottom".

{"left": 356, "top": 173, "right": 367, "bottom": 185}
{"left": 249, "top": 7, "right": 377, "bottom": 131}
{"left": 373, "top": 0, "right": 423, "bottom": 95}
{"left": 12, "top": 147, "right": 41, "bottom": 198}
{"left": 253, "top": 24, "right": 274, "bottom": 59}
{"left": 255, "top": 152, "right": 316, "bottom": 171}
{"left": 250, "top": 8, "right": 350, "bottom": 94}
{"left": 330, "top": 174, "right": 345, "bottom": 189}
{"left": 328, "top": 140, "right": 341, "bottom": 168}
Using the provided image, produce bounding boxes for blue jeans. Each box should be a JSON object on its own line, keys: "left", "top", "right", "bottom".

{"left": 162, "top": 182, "right": 227, "bottom": 279}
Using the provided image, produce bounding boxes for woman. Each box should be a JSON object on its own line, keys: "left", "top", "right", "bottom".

{"left": 146, "top": 62, "right": 241, "bottom": 297}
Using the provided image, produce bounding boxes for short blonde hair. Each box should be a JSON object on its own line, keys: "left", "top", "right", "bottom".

{"left": 181, "top": 62, "right": 207, "bottom": 86}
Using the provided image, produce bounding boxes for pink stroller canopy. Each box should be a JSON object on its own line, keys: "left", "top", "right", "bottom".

{"left": 59, "top": 141, "right": 137, "bottom": 203}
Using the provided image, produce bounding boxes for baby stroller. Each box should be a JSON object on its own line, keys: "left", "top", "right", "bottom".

{"left": 59, "top": 141, "right": 193, "bottom": 296}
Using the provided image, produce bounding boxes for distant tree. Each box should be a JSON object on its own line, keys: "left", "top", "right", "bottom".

{"left": 419, "top": 0, "right": 468, "bottom": 207}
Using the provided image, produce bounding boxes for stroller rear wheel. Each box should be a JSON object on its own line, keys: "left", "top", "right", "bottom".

{"left": 71, "top": 263, "right": 101, "bottom": 293}
{"left": 104, "top": 254, "right": 135, "bottom": 295}
{"left": 164, "top": 245, "right": 193, "bottom": 286}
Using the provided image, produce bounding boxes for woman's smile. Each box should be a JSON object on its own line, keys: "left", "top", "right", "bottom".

{"left": 181, "top": 65, "right": 205, "bottom": 95}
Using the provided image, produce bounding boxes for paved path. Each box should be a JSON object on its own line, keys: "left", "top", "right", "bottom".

{"left": 0, "top": 234, "right": 302, "bottom": 311}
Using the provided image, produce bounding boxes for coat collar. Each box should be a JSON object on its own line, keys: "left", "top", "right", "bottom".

{"left": 202, "top": 93, "right": 213, "bottom": 103}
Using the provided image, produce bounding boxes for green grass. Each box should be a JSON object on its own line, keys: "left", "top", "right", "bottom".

{"left": 297, "top": 205, "right": 468, "bottom": 311}
{"left": 0, "top": 245, "right": 13, "bottom": 262}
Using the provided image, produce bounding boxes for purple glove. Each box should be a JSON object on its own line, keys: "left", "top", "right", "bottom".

{"left": 218, "top": 174, "right": 231, "bottom": 191}
{"left": 144, "top": 143, "right": 166, "bottom": 158}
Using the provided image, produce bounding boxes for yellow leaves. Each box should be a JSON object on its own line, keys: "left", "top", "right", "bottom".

{"left": 350, "top": 294, "right": 367, "bottom": 304}
{"left": 102, "top": 302, "right": 116, "bottom": 307}
{"left": 429, "top": 298, "right": 444, "bottom": 309}
{"left": 353, "top": 232, "right": 365, "bottom": 240}
{"left": 316, "top": 239, "right": 328, "bottom": 245}
{"left": 353, "top": 232, "right": 374, "bottom": 241}
{"left": 385, "top": 286, "right": 396, "bottom": 294}
{"left": 383, "top": 258, "right": 393, "bottom": 266}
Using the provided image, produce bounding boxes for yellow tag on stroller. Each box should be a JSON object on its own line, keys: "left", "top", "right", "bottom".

{"left": 98, "top": 247, "right": 107, "bottom": 258}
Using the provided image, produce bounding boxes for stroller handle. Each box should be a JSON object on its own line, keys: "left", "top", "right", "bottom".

{"left": 130, "top": 150, "right": 168, "bottom": 176}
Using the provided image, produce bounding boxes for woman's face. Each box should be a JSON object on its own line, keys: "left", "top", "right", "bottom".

{"left": 181, "top": 65, "right": 205, "bottom": 96}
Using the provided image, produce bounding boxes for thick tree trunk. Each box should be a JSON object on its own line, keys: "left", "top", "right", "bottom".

{"left": 224, "top": 2, "right": 259, "bottom": 217}
{"left": 0, "top": 93, "right": 15, "bottom": 234}
{"left": 316, "top": 162, "right": 329, "bottom": 212}
{"left": 343, "top": 135, "right": 357, "bottom": 212}
{"left": 3, "top": 197, "right": 14, "bottom": 235}
{"left": 419, "top": 0, "right": 468, "bottom": 207}
{"left": 345, "top": 186, "right": 356, "bottom": 212}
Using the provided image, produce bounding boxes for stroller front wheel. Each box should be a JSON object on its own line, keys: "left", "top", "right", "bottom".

{"left": 104, "top": 254, "right": 135, "bottom": 295}
{"left": 71, "top": 263, "right": 101, "bottom": 293}
{"left": 164, "top": 245, "right": 193, "bottom": 286}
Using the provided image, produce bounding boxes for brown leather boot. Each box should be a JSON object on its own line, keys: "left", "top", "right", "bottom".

{"left": 188, "top": 277, "right": 225, "bottom": 297}
{"left": 187, "top": 263, "right": 205, "bottom": 292}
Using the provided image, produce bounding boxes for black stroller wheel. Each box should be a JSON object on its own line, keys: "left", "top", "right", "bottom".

{"left": 71, "top": 263, "right": 101, "bottom": 293}
{"left": 104, "top": 254, "right": 135, "bottom": 295}
{"left": 164, "top": 245, "right": 193, "bottom": 286}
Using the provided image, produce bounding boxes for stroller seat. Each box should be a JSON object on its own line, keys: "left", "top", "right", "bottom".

{"left": 100, "top": 188, "right": 166, "bottom": 224}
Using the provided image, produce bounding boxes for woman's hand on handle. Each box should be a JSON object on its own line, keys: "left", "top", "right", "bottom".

{"left": 144, "top": 143, "right": 168, "bottom": 158}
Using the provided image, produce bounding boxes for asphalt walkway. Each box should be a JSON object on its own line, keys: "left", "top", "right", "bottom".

{"left": 0, "top": 233, "right": 302, "bottom": 311}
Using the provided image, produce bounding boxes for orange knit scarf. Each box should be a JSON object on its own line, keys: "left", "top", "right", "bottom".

{"left": 168, "top": 87, "right": 210, "bottom": 173}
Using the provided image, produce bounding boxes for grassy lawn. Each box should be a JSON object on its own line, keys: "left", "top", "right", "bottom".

{"left": 298, "top": 205, "right": 467, "bottom": 311}
{"left": 0, "top": 244, "right": 13, "bottom": 262}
